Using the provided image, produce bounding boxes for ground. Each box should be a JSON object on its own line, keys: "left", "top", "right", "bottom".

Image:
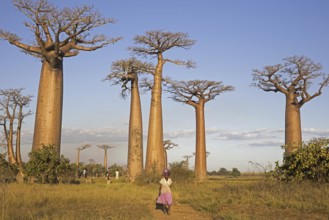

{"left": 149, "top": 201, "right": 211, "bottom": 220}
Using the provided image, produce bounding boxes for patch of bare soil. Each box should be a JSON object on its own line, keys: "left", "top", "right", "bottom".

{"left": 149, "top": 201, "right": 211, "bottom": 220}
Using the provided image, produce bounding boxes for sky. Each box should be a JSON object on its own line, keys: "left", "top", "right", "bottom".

{"left": 1, "top": 0, "right": 329, "bottom": 172}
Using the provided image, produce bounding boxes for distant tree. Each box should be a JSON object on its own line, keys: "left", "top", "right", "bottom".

{"left": 104, "top": 58, "right": 154, "bottom": 181}
{"left": 75, "top": 144, "right": 91, "bottom": 176}
{"left": 182, "top": 155, "right": 193, "bottom": 169}
{"left": 252, "top": 56, "right": 329, "bottom": 153}
{"left": 218, "top": 167, "right": 229, "bottom": 176}
{"left": 166, "top": 80, "right": 234, "bottom": 181}
{"left": 83, "top": 163, "right": 106, "bottom": 177}
{"left": 0, "top": 0, "right": 121, "bottom": 153}
{"left": 0, "top": 88, "right": 32, "bottom": 165}
{"left": 163, "top": 140, "right": 178, "bottom": 168}
{"left": 231, "top": 168, "right": 241, "bottom": 177}
{"left": 108, "top": 163, "right": 125, "bottom": 178}
{"left": 97, "top": 144, "right": 115, "bottom": 170}
{"left": 130, "top": 30, "right": 195, "bottom": 174}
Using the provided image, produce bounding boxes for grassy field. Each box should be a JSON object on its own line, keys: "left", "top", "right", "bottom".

{"left": 1, "top": 175, "right": 328, "bottom": 220}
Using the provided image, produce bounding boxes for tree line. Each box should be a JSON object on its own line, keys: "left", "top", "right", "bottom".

{"left": 1, "top": 0, "right": 329, "bottom": 182}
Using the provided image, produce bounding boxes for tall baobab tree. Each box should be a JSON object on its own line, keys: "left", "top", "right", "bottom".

{"left": 252, "top": 56, "right": 329, "bottom": 153}
{"left": 163, "top": 140, "right": 178, "bottom": 169}
{"left": 104, "top": 58, "right": 154, "bottom": 181}
{"left": 0, "top": 0, "right": 121, "bottom": 154}
{"left": 166, "top": 80, "right": 234, "bottom": 181}
{"left": 97, "top": 144, "right": 115, "bottom": 169}
{"left": 75, "top": 144, "right": 91, "bottom": 174}
{"left": 130, "top": 30, "right": 195, "bottom": 174}
{"left": 0, "top": 88, "right": 32, "bottom": 165}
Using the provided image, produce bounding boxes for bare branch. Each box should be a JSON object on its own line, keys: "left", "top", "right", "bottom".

{"left": 165, "top": 79, "right": 234, "bottom": 106}
{"left": 251, "top": 55, "right": 329, "bottom": 106}
{"left": 129, "top": 30, "right": 195, "bottom": 58}
{"left": 104, "top": 57, "right": 154, "bottom": 99}
{"left": 2, "top": 0, "right": 122, "bottom": 63}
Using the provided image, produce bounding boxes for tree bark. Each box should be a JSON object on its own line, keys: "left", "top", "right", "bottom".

{"left": 32, "top": 60, "right": 63, "bottom": 154}
{"left": 285, "top": 93, "right": 302, "bottom": 153}
{"left": 7, "top": 120, "right": 17, "bottom": 164}
{"left": 127, "top": 76, "right": 143, "bottom": 181}
{"left": 104, "top": 149, "right": 108, "bottom": 169}
{"left": 163, "top": 148, "right": 168, "bottom": 169}
{"left": 194, "top": 100, "right": 207, "bottom": 181}
{"left": 15, "top": 111, "right": 23, "bottom": 165}
{"left": 145, "top": 55, "right": 165, "bottom": 174}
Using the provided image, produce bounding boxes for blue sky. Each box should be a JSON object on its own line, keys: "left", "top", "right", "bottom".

{"left": 1, "top": 0, "right": 329, "bottom": 172}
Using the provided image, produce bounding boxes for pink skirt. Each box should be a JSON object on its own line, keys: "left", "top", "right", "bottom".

{"left": 157, "top": 193, "right": 173, "bottom": 205}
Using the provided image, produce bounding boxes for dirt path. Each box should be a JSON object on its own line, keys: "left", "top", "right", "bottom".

{"left": 148, "top": 201, "right": 211, "bottom": 220}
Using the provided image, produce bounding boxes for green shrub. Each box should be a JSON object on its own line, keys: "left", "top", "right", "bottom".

{"left": 24, "top": 145, "right": 74, "bottom": 184}
{"left": 134, "top": 166, "right": 161, "bottom": 186}
{"left": 231, "top": 167, "right": 241, "bottom": 177}
{"left": 169, "top": 161, "right": 195, "bottom": 182}
{"left": 274, "top": 138, "right": 329, "bottom": 182}
{"left": 0, "top": 153, "right": 18, "bottom": 183}
{"left": 134, "top": 161, "right": 195, "bottom": 185}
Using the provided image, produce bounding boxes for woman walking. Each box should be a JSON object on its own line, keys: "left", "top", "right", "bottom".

{"left": 157, "top": 169, "right": 173, "bottom": 215}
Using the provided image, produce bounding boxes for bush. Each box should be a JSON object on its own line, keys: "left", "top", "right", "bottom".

{"left": 134, "top": 161, "right": 195, "bottom": 185}
{"left": 231, "top": 167, "right": 241, "bottom": 177}
{"left": 274, "top": 138, "right": 329, "bottom": 182}
{"left": 24, "top": 145, "right": 75, "bottom": 184}
{"left": 169, "top": 161, "right": 195, "bottom": 182}
{"left": 134, "top": 165, "right": 161, "bottom": 186}
{"left": 0, "top": 153, "right": 18, "bottom": 183}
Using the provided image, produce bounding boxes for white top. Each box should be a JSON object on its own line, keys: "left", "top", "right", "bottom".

{"left": 160, "top": 178, "right": 172, "bottom": 193}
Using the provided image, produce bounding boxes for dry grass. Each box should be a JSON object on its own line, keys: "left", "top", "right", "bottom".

{"left": 175, "top": 175, "right": 329, "bottom": 219}
{"left": 1, "top": 175, "right": 329, "bottom": 220}
{"left": 1, "top": 179, "right": 156, "bottom": 220}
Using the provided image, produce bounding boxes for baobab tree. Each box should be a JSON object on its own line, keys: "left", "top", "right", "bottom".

{"left": 0, "top": 0, "right": 121, "bottom": 154}
{"left": 166, "top": 80, "right": 234, "bottom": 181}
{"left": 130, "top": 30, "right": 195, "bottom": 174}
{"left": 252, "top": 56, "right": 329, "bottom": 153}
{"left": 75, "top": 144, "right": 91, "bottom": 175}
{"left": 0, "top": 88, "right": 32, "bottom": 165}
{"left": 182, "top": 155, "right": 193, "bottom": 169}
{"left": 163, "top": 140, "right": 178, "bottom": 169}
{"left": 104, "top": 58, "right": 154, "bottom": 181}
{"left": 97, "top": 144, "right": 115, "bottom": 170}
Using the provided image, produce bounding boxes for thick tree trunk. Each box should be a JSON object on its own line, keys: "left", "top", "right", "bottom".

{"left": 127, "top": 77, "right": 143, "bottom": 181}
{"left": 285, "top": 94, "right": 302, "bottom": 154}
{"left": 163, "top": 148, "right": 168, "bottom": 169}
{"left": 32, "top": 60, "right": 63, "bottom": 154}
{"left": 16, "top": 116, "right": 23, "bottom": 165}
{"left": 104, "top": 149, "right": 108, "bottom": 169}
{"left": 194, "top": 100, "right": 207, "bottom": 181}
{"left": 145, "top": 55, "right": 165, "bottom": 174}
{"left": 7, "top": 121, "right": 17, "bottom": 164}
{"left": 76, "top": 150, "right": 80, "bottom": 167}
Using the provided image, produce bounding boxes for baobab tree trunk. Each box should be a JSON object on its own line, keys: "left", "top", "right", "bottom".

{"left": 163, "top": 148, "right": 168, "bottom": 169}
{"left": 32, "top": 60, "right": 63, "bottom": 154}
{"left": 145, "top": 55, "right": 165, "bottom": 174}
{"left": 104, "top": 149, "right": 108, "bottom": 169}
{"left": 285, "top": 94, "right": 302, "bottom": 154}
{"left": 7, "top": 121, "right": 17, "bottom": 164}
{"left": 127, "top": 77, "right": 143, "bottom": 181}
{"left": 16, "top": 116, "right": 23, "bottom": 165}
{"left": 194, "top": 100, "right": 207, "bottom": 181}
